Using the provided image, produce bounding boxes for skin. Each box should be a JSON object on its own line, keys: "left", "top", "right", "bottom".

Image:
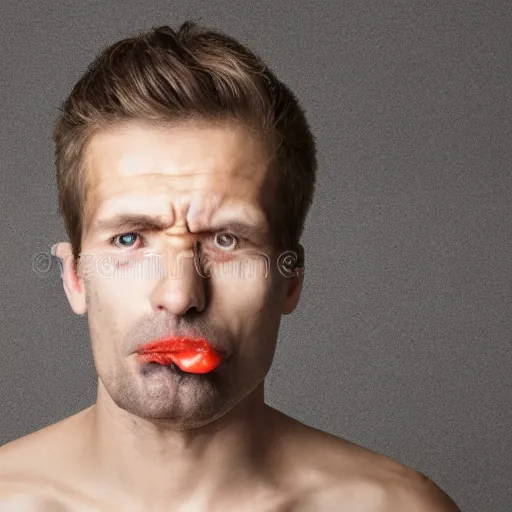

{"left": 0, "top": 121, "right": 461, "bottom": 511}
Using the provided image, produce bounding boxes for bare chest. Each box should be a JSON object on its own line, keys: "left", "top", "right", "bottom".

{"left": 0, "top": 487, "right": 326, "bottom": 512}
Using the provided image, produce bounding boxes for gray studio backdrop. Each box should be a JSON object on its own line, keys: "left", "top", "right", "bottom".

{"left": 1, "top": 1, "right": 510, "bottom": 511}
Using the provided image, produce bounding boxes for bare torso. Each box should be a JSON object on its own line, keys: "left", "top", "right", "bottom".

{"left": 0, "top": 406, "right": 456, "bottom": 511}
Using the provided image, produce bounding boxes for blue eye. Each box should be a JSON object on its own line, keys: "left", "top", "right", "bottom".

{"left": 111, "top": 233, "right": 139, "bottom": 248}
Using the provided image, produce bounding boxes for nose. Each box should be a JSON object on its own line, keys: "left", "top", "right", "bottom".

{"left": 149, "top": 245, "right": 206, "bottom": 315}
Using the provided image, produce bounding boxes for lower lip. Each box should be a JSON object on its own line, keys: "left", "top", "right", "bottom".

{"left": 140, "top": 361, "right": 190, "bottom": 377}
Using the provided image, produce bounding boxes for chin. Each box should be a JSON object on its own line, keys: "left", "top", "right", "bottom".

{"left": 129, "top": 402, "right": 232, "bottom": 429}
{"left": 103, "top": 366, "right": 240, "bottom": 428}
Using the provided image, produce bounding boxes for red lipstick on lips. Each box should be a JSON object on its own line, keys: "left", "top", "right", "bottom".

{"left": 136, "top": 337, "right": 223, "bottom": 374}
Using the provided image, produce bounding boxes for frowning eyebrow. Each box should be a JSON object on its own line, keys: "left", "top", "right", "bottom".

{"left": 93, "top": 213, "right": 171, "bottom": 234}
{"left": 92, "top": 213, "right": 269, "bottom": 241}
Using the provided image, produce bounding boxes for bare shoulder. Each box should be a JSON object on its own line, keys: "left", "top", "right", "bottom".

{"left": 0, "top": 407, "right": 92, "bottom": 473}
{"left": 0, "top": 464, "right": 71, "bottom": 512}
{"left": 295, "top": 467, "right": 461, "bottom": 512}
{"left": 269, "top": 410, "right": 461, "bottom": 512}
{"left": 290, "top": 474, "right": 461, "bottom": 512}
{"left": 0, "top": 407, "right": 96, "bottom": 511}
{"left": 0, "top": 485, "right": 70, "bottom": 512}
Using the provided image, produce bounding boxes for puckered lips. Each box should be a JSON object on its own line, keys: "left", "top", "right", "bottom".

{"left": 135, "top": 337, "right": 223, "bottom": 374}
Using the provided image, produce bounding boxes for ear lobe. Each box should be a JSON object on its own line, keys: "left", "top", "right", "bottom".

{"left": 52, "top": 242, "right": 87, "bottom": 316}
{"left": 281, "top": 271, "right": 304, "bottom": 315}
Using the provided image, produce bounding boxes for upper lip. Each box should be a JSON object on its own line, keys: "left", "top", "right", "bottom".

{"left": 135, "top": 335, "right": 228, "bottom": 358}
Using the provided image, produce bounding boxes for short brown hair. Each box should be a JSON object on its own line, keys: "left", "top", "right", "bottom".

{"left": 52, "top": 21, "right": 317, "bottom": 264}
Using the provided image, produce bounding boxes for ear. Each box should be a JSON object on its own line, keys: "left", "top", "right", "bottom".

{"left": 51, "top": 242, "right": 87, "bottom": 315}
{"left": 281, "top": 271, "right": 304, "bottom": 315}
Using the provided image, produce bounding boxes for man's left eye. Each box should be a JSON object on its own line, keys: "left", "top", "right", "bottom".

{"left": 213, "top": 233, "right": 239, "bottom": 251}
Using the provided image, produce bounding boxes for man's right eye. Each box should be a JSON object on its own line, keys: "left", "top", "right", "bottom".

{"left": 110, "top": 232, "right": 142, "bottom": 249}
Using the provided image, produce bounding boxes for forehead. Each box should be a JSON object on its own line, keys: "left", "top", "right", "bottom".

{"left": 83, "top": 121, "right": 275, "bottom": 233}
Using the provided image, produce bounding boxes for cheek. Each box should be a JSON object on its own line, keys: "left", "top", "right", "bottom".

{"left": 85, "top": 281, "right": 134, "bottom": 371}
{"left": 210, "top": 269, "right": 285, "bottom": 330}
{"left": 87, "top": 268, "right": 150, "bottom": 312}
{"left": 210, "top": 268, "right": 271, "bottom": 307}
{"left": 84, "top": 277, "right": 140, "bottom": 338}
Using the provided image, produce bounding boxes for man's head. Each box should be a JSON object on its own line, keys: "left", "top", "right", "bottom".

{"left": 52, "top": 22, "right": 316, "bottom": 429}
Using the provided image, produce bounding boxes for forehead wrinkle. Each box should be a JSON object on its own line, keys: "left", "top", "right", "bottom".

{"left": 81, "top": 123, "right": 275, "bottom": 243}
{"left": 92, "top": 169, "right": 265, "bottom": 216}
{"left": 84, "top": 167, "right": 274, "bottom": 242}
{"left": 92, "top": 169, "right": 262, "bottom": 200}
{"left": 89, "top": 188, "right": 267, "bottom": 234}
{"left": 84, "top": 120, "right": 273, "bottom": 178}
{"left": 87, "top": 192, "right": 269, "bottom": 244}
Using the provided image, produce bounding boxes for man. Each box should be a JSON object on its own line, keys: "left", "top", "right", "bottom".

{"left": 0, "top": 21, "right": 460, "bottom": 511}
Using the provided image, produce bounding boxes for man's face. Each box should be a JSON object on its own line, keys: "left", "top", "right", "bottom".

{"left": 73, "top": 120, "right": 301, "bottom": 428}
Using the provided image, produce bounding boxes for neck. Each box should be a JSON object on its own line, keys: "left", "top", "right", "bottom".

{"left": 85, "top": 379, "right": 277, "bottom": 508}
